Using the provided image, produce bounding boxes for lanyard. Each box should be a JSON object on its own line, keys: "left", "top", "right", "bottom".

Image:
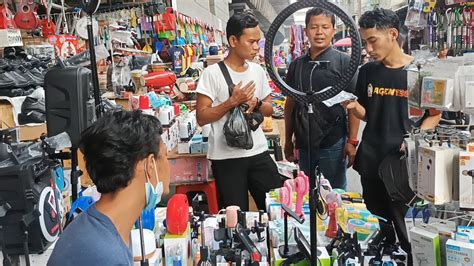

{"left": 436, "top": 11, "right": 446, "bottom": 50}
{"left": 429, "top": 11, "right": 438, "bottom": 49}
{"left": 462, "top": 7, "right": 470, "bottom": 50}
{"left": 455, "top": 8, "right": 463, "bottom": 52}
{"left": 446, "top": 8, "right": 453, "bottom": 49}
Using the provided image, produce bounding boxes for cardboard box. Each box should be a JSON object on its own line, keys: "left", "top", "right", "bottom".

{"left": 446, "top": 239, "right": 474, "bottom": 266}
{"left": 405, "top": 218, "right": 456, "bottom": 265}
{"left": 189, "top": 135, "right": 203, "bottom": 154}
{"left": 410, "top": 226, "right": 441, "bottom": 266}
{"left": 202, "top": 142, "right": 208, "bottom": 154}
{"left": 168, "top": 157, "right": 208, "bottom": 184}
{"left": 459, "top": 151, "right": 474, "bottom": 209}
{"left": 404, "top": 137, "right": 419, "bottom": 192}
{"left": 161, "top": 128, "right": 170, "bottom": 152}
{"left": 168, "top": 121, "right": 179, "bottom": 151}
{"left": 417, "top": 146, "right": 456, "bottom": 204}
{"left": 18, "top": 124, "right": 47, "bottom": 141}
{"left": 163, "top": 226, "right": 190, "bottom": 265}
{"left": 177, "top": 141, "right": 191, "bottom": 154}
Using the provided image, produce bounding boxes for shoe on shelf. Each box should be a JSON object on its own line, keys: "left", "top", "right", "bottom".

{"left": 3, "top": 47, "right": 16, "bottom": 60}
{"left": 0, "top": 88, "right": 24, "bottom": 97}
{"left": 4, "top": 71, "right": 32, "bottom": 88}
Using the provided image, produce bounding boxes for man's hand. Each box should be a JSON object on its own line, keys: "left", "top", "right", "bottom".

{"left": 344, "top": 143, "right": 357, "bottom": 168}
{"left": 284, "top": 141, "right": 296, "bottom": 162}
{"left": 245, "top": 97, "right": 258, "bottom": 113}
{"left": 229, "top": 81, "right": 256, "bottom": 107}
{"left": 341, "top": 100, "right": 358, "bottom": 110}
{"left": 400, "top": 142, "right": 406, "bottom": 153}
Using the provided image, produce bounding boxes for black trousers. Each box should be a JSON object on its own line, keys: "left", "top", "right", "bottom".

{"left": 361, "top": 177, "right": 413, "bottom": 265}
{"left": 211, "top": 151, "right": 282, "bottom": 211}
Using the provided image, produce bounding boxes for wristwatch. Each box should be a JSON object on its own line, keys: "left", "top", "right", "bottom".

{"left": 347, "top": 139, "right": 359, "bottom": 147}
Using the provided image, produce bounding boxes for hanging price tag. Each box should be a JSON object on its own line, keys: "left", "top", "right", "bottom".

{"left": 0, "top": 29, "right": 23, "bottom": 48}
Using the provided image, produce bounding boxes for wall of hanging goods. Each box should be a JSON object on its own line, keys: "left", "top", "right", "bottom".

{"left": 0, "top": 0, "right": 225, "bottom": 67}
{"left": 405, "top": 0, "right": 474, "bottom": 55}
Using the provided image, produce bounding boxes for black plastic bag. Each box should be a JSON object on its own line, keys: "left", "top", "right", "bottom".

{"left": 378, "top": 150, "right": 417, "bottom": 203}
{"left": 223, "top": 106, "right": 253, "bottom": 150}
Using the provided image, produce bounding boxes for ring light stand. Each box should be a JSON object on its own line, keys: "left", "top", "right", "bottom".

{"left": 264, "top": 1, "right": 361, "bottom": 264}
{"left": 79, "top": 0, "right": 102, "bottom": 119}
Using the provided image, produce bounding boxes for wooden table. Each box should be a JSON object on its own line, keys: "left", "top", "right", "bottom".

{"left": 167, "top": 147, "right": 206, "bottom": 160}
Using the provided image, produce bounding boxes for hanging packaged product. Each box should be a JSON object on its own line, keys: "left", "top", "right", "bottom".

{"left": 417, "top": 145, "right": 459, "bottom": 205}
{"left": 421, "top": 77, "right": 455, "bottom": 110}
{"left": 155, "top": 8, "right": 176, "bottom": 33}
{"left": 455, "top": 65, "right": 474, "bottom": 113}
{"left": 459, "top": 151, "right": 474, "bottom": 209}
{"left": 423, "top": 0, "right": 436, "bottom": 13}
{"left": 407, "top": 67, "right": 423, "bottom": 108}
{"left": 405, "top": 0, "right": 428, "bottom": 29}
{"left": 404, "top": 136, "right": 420, "bottom": 193}
{"left": 47, "top": 35, "right": 85, "bottom": 59}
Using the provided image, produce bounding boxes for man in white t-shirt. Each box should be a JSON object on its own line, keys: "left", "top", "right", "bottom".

{"left": 196, "top": 10, "right": 282, "bottom": 211}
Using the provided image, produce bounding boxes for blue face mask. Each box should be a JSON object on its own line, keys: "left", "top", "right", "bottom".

{"left": 144, "top": 158, "right": 164, "bottom": 211}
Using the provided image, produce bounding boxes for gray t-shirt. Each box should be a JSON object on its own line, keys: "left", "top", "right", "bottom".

{"left": 48, "top": 204, "right": 133, "bottom": 266}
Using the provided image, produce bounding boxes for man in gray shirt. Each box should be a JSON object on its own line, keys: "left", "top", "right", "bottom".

{"left": 48, "top": 111, "right": 170, "bottom": 265}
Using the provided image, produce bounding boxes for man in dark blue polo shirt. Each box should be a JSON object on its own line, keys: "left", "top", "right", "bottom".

{"left": 48, "top": 111, "right": 170, "bottom": 265}
{"left": 284, "top": 8, "right": 357, "bottom": 189}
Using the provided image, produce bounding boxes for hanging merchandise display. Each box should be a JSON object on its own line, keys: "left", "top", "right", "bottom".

{"left": 406, "top": 0, "right": 474, "bottom": 55}
{"left": 0, "top": 0, "right": 17, "bottom": 29}
{"left": 40, "top": 0, "right": 55, "bottom": 38}
{"left": 289, "top": 24, "right": 305, "bottom": 59}
{"left": 13, "top": 0, "right": 40, "bottom": 30}
{"left": 48, "top": 34, "right": 82, "bottom": 59}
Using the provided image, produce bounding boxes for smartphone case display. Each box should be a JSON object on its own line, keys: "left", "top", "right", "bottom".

{"left": 418, "top": 145, "right": 458, "bottom": 204}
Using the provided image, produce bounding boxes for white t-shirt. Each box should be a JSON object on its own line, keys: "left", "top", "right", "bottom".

{"left": 196, "top": 62, "right": 271, "bottom": 160}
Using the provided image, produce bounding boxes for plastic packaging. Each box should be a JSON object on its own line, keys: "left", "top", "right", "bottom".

{"left": 407, "top": 66, "right": 423, "bottom": 108}
{"left": 63, "top": 44, "right": 109, "bottom": 67}
{"left": 455, "top": 65, "right": 474, "bottom": 114}
{"left": 223, "top": 106, "right": 253, "bottom": 150}
{"left": 421, "top": 76, "right": 455, "bottom": 110}
{"left": 405, "top": 0, "right": 428, "bottom": 29}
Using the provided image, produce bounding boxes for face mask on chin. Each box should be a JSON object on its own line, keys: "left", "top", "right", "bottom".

{"left": 143, "top": 157, "right": 163, "bottom": 211}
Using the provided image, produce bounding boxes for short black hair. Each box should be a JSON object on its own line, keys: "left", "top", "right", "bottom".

{"left": 305, "top": 8, "right": 336, "bottom": 27}
{"left": 226, "top": 10, "right": 259, "bottom": 41}
{"left": 359, "top": 8, "right": 400, "bottom": 33}
{"left": 80, "top": 110, "right": 163, "bottom": 194}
